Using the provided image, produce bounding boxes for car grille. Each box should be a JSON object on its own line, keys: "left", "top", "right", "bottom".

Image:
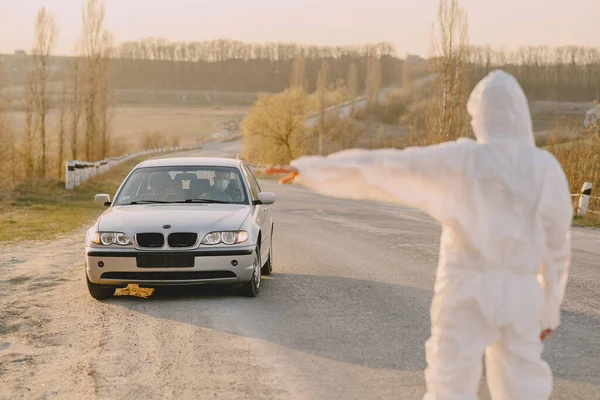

{"left": 168, "top": 232, "right": 198, "bottom": 248}
{"left": 136, "top": 233, "right": 165, "bottom": 248}
{"left": 100, "top": 271, "right": 237, "bottom": 280}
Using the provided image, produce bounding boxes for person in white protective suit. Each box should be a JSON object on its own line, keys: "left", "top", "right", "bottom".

{"left": 265, "top": 70, "right": 573, "bottom": 399}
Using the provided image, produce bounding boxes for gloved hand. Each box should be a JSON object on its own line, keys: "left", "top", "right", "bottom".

{"left": 264, "top": 165, "right": 299, "bottom": 184}
{"left": 540, "top": 329, "right": 552, "bottom": 341}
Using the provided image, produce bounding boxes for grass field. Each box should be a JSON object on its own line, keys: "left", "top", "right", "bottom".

{"left": 529, "top": 100, "right": 593, "bottom": 134}
{"left": 0, "top": 157, "right": 143, "bottom": 244}
{"left": 5, "top": 104, "right": 248, "bottom": 155}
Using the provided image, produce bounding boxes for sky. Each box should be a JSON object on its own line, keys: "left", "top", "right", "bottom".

{"left": 1, "top": 0, "right": 599, "bottom": 57}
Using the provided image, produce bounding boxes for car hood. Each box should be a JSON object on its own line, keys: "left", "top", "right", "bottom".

{"left": 97, "top": 204, "right": 251, "bottom": 234}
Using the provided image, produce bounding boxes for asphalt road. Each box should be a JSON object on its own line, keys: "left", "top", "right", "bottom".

{"left": 1, "top": 140, "right": 599, "bottom": 399}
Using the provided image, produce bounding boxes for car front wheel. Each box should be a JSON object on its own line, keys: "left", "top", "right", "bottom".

{"left": 86, "top": 273, "right": 116, "bottom": 300}
{"left": 241, "top": 246, "right": 261, "bottom": 297}
{"left": 261, "top": 233, "right": 273, "bottom": 275}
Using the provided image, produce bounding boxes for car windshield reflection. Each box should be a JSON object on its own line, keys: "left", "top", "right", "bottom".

{"left": 114, "top": 166, "right": 249, "bottom": 206}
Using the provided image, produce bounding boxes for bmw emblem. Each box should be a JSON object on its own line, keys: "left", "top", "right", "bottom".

{"left": 163, "top": 224, "right": 171, "bottom": 229}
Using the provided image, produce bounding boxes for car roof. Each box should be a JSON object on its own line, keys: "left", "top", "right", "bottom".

{"left": 135, "top": 157, "right": 244, "bottom": 169}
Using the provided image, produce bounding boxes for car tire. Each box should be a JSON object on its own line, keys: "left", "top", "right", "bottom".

{"left": 261, "top": 232, "right": 273, "bottom": 275}
{"left": 241, "top": 246, "right": 261, "bottom": 297}
{"left": 86, "top": 273, "right": 115, "bottom": 300}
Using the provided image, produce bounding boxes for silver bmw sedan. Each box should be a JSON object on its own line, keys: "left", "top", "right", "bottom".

{"left": 85, "top": 157, "right": 275, "bottom": 299}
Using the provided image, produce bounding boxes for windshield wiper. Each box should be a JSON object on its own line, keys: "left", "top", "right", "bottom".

{"left": 175, "top": 199, "right": 231, "bottom": 204}
{"left": 128, "top": 200, "right": 171, "bottom": 205}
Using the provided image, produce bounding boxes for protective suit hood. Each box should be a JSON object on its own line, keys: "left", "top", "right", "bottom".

{"left": 467, "top": 70, "right": 535, "bottom": 146}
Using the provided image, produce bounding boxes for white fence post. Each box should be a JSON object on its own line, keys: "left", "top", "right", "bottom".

{"left": 74, "top": 163, "right": 81, "bottom": 187}
{"left": 577, "top": 182, "right": 593, "bottom": 217}
{"left": 64, "top": 138, "right": 195, "bottom": 190}
{"left": 65, "top": 161, "right": 75, "bottom": 190}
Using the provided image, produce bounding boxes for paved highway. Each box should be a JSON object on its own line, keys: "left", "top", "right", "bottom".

{"left": 1, "top": 140, "right": 598, "bottom": 399}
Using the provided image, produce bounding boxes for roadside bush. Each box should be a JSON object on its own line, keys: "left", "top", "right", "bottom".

{"left": 321, "top": 116, "right": 367, "bottom": 152}
{"left": 241, "top": 88, "right": 316, "bottom": 164}
{"left": 368, "top": 91, "right": 410, "bottom": 124}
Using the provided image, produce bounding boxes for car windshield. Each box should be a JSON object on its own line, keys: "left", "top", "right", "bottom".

{"left": 114, "top": 166, "right": 249, "bottom": 205}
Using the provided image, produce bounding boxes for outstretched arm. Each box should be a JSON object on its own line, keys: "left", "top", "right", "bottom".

{"left": 266, "top": 139, "right": 476, "bottom": 223}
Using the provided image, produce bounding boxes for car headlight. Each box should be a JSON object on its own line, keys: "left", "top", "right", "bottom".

{"left": 203, "top": 232, "right": 221, "bottom": 245}
{"left": 201, "top": 231, "right": 249, "bottom": 245}
{"left": 115, "top": 233, "right": 131, "bottom": 245}
{"left": 92, "top": 231, "right": 131, "bottom": 246}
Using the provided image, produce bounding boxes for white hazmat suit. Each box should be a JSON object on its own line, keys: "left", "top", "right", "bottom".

{"left": 287, "top": 70, "right": 573, "bottom": 399}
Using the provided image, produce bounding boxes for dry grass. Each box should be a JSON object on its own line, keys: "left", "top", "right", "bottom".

{"left": 545, "top": 133, "right": 600, "bottom": 226}
{"left": 2, "top": 85, "right": 259, "bottom": 109}
{"left": 6, "top": 105, "right": 248, "bottom": 146}
{"left": 530, "top": 101, "right": 593, "bottom": 135}
{"left": 572, "top": 195, "right": 600, "bottom": 227}
{"left": 0, "top": 104, "right": 248, "bottom": 185}
{"left": 0, "top": 157, "right": 143, "bottom": 243}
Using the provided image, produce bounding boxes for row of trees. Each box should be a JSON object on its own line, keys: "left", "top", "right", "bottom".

{"left": 4, "top": 43, "right": 598, "bottom": 102}
{"left": 111, "top": 38, "right": 600, "bottom": 101}
{"left": 112, "top": 40, "right": 600, "bottom": 100}
{"left": 109, "top": 52, "right": 402, "bottom": 94}
{"left": 241, "top": 0, "right": 600, "bottom": 167}
{"left": 0, "top": 0, "right": 112, "bottom": 189}
{"left": 468, "top": 46, "right": 600, "bottom": 101}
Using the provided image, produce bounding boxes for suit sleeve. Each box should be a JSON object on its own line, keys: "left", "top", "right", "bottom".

{"left": 290, "top": 139, "right": 475, "bottom": 223}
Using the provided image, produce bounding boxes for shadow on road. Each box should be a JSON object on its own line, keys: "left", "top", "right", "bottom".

{"left": 111, "top": 273, "right": 432, "bottom": 371}
{"left": 108, "top": 273, "right": 600, "bottom": 386}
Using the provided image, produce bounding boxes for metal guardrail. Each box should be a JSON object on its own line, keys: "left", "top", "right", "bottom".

{"left": 64, "top": 132, "right": 244, "bottom": 190}
{"left": 64, "top": 144, "right": 202, "bottom": 190}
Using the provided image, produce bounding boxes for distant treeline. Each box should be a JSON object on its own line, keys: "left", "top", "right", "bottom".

{"left": 467, "top": 46, "right": 600, "bottom": 102}
{"left": 113, "top": 40, "right": 406, "bottom": 94}
{"left": 2, "top": 40, "right": 408, "bottom": 94}
{"left": 1, "top": 40, "right": 599, "bottom": 101}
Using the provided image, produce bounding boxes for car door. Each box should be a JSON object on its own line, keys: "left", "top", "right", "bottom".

{"left": 241, "top": 164, "right": 270, "bottom": 250}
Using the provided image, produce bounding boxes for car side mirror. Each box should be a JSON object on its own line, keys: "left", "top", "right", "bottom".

{"left": 95, "top": 194, "right": 111, "bottom": 207}
{"left": 255, "top": 192, "right": 276, "bottom": 205}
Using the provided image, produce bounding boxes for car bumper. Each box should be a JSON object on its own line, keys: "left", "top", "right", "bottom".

{"left": 85, "top": 246, "right": 256, "bottom": 286}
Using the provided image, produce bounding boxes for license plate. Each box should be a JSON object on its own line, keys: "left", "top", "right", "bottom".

{"left": 136, "top": 253, "right": 195, "bottom": 268}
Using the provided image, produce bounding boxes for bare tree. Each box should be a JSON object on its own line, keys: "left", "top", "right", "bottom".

{"left": 69, "top": 58, "right": 82, "bottom": 159}
{"left": 57, "top": 83, "right": 67, "bottom": 178}
{"left": 80, "top": 0, "right": 112, "bottom": 161}
{"left": 316, "top": 60, "right": 330, "bottom": 154}
{"left": 427, "top": 0, "right": 470, "bottom": 142}
{"left": 0, "top": 61, "right": 15, "bottom": 189}
{"left": 289, "top": 55, "right": 306, "bottom": 90}
{"left": 25, "top": 75, "right": 37, "bottom": 179}
{"left": 365, "top": 57, "right": 382, "bottom": 107}
{"left": 347, "top": 62, "right": 358, "bottom": 100}
{"left": 98, "top": 32, "right": 114, "bottom": 158}
{"left": 31, "top": 7, "right": 58, "bottom": 178}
